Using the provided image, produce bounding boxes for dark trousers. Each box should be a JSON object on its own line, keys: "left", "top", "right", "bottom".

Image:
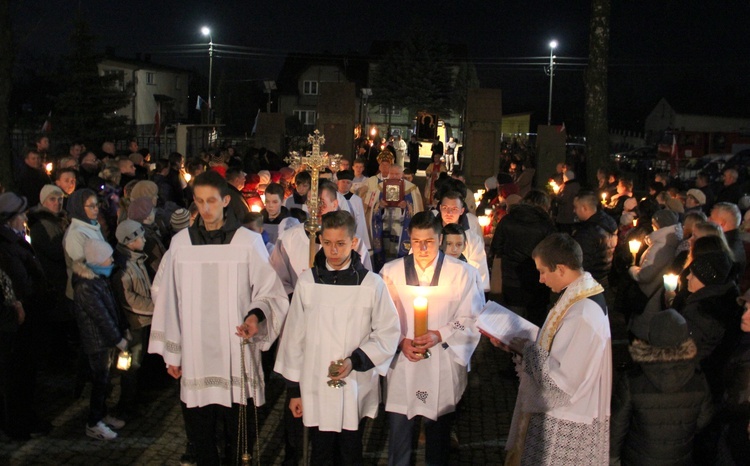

{"left": 117, "top": 325, "right": 150, "bottom": 414}
{"left": 283, "top": 391, "right": 304, "bottom": 465}
{"left": 181, "top": 401, "right": 256, "bottom": 466}
{"left": 388, "top": 412, "right": 454, "bottom": 466}
{"left": 86, "top": 349, "right": 114, "bottom": 426}
{"left": 310, "top": 419, "right": 366, "bottom": 466}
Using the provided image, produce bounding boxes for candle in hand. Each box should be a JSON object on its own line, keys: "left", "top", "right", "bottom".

{"left": 601, "top": 193, "right": 607, "bottom": 204}
{"left": 413, "top": 296, "right": 428, "bottom": 338}
{"left": 663, "top": 273, "right": 679, "bottom": 292}
{"left": 628, "top": 239, "right": 641, "bottom": 255}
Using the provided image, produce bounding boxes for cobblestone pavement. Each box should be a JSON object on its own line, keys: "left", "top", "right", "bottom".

{"left": 0, "top": 337, "right": 521, "bottom": 466}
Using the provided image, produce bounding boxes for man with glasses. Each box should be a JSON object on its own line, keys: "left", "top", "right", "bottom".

{"left": 436, "top": 190, "right": 490, "bottom": 291}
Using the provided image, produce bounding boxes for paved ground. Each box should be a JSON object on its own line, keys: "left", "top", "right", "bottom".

{"left": 0, "top": 335, "right": 527, "bottom": 466}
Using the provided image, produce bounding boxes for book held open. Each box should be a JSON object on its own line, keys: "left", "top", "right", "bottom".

{"left": 477, "top": 301, "right": 539, "bottom": 345}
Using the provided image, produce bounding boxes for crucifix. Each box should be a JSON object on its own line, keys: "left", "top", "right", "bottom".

{"left": 284, "top": 129, "right": 341, "bottom": 267}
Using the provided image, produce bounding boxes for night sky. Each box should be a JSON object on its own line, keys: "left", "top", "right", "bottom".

{"left": 11, "top": 0, "right": 750, "bottom": 132}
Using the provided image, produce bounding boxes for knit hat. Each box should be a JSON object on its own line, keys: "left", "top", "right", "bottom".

{"left": 127, "top": 196, "right": 154, "bottom": 223}
{"left": 83, "top": 238, "right": 113, "bottom": 266}
{"left": 0, "top": 192, "right": 28, "bottom": 221}
{"left": 623, "top": 197, "right": 638, "bottom": 212}
{"left": 648, "top": 308, "right": 689, "bottom": 348}
{"left": 116, "top": 219, "right": 145, "bottom": 245}
{"left": 505, "top": 194, "right": 522, "bottom": 207}
{"left": 130, "top": 180, "right": 158, "bottom": 202}
{"left": 652, "top": 209, "right": 679, "bottom": 229}
{"left": 484, "top": 177, "right": 498, "bottom": 190}
{"left": 39, "top": 185, "right": 63, "bottom": 204}
{"left": 336, "top": 169, "right": 354, "bottom": 181}
{"left": 170, "top": 208, "right": 191, "bottom": 232}
{"left": 690, "top": 251, "right": 732, "bottom": 286}
{"left": 686, "top": 188, "right": 706, "bottom": 206}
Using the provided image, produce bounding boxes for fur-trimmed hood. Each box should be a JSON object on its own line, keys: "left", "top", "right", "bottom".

{"left": 71, "top": 260, "right": 97, "bottom": 280}
{"left": 629, "top": 338, "right": 699, "bottom": 392}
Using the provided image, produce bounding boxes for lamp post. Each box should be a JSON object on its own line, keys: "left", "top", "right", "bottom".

{"left": 546, "top": 40, "right": 557, "bottom": 126}
{"left": 201, "top": 26, "right": 214, "bottom": 121}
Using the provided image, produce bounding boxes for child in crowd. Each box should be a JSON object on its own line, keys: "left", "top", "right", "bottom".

{"left": 127, "top": 196, "right": 165, "bottom": 280}
{"left": 351, "top": 158, "right": 368, "bottom": 193}
{"left": 441, "top": 223, "right": 468, "bottom": 262}
{"left": 284, "top": 171, "right": 311, "bottom": 211}
{"left": 72, "top": 238, "right": 129, "bottom": 440}
{"left": 243, "top": 211, "right": 273, "bottom": 254}
{"left": 112, "top": 220, "right": 154, "bottom": 420}
{"left": 262, "top": 183, "right": 291, "bottom": 244}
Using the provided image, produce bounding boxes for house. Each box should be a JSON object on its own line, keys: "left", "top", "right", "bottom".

{"left": 98, "top": 53, "right": 191, "bottom": 135}
{"left": 645, "top": 98, "right": 750, "bottom": 157}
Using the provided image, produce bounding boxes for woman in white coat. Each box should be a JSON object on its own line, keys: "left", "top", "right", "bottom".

{"left": 63, "top": 189, "right": 106, "bottom": 300}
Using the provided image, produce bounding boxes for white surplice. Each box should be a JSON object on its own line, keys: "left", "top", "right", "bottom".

{"left": 269, "top": 222, "right": 372, "bottom": 295}
{"left": 464, "top": 229, "right": 490, "bottom": 291}
{"left": 274, "top": 270, "right": 400, "bottom": 432}
{"left": 380, "top": 254, "right": 485, "bottom": 420}
{"left": 148, "top": 227, "right": 289, "bottom": 408}
{"left": 339, "top": 192, "right": 371, "bottom": 250}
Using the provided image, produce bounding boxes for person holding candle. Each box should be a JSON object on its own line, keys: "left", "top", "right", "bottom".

{"left": 72, "top": 238, "right": 129, "bottom": 440}
{"left": 274, "top": 210, "right": 400, "bottom": 465}
{"left": 626, "top": 209, "right": 683, "bottom": 340}
{"left": 379, "top": 212, "right": 484, "bottom": 466}
{"left": 500, "top": 233, "right": 611, "bottom": 465}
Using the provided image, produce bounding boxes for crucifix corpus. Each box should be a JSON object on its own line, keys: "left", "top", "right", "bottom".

{"left": 284, "top": 130, "right": 341, "bottom": 267}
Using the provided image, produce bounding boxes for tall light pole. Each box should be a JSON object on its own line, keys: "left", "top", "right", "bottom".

{"left": 546, "top": 40, "right": 557, "bottom": 126}
{"left": 201, "top": 26, "right": 213, "bottom": 120}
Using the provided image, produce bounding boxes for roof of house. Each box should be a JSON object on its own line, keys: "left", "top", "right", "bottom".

{"left": 99, "top": 55, "right": 191, "bottom": 75}
{"left": 655, "top": 93, "right": 750, "bottom": 120}
{"left": 276, "top": 52, "right": 369, "bottom": 94}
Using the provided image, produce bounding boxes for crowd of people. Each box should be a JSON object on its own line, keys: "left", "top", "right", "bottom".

{"left": 0, "top": 133, "right": 748, "bottom": 465}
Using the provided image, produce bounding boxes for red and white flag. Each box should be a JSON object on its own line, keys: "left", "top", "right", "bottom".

{"left": 153, "top": 108, "right": 161, "bottom": 144}
{"left": 669, "top": 134, "right": 678, "bottom": 176}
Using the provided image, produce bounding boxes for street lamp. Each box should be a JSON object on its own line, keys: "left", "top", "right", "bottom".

{"left": 201, "top": 26, "right": 214, "bottom": 119}
{"left": 546, "top": 40, "right": 557, "bottom": 126}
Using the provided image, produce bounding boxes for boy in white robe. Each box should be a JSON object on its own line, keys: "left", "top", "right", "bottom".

{"left": 493, "top": 233, "right": 611, "bottom": 466}
{"left": 380, "top": 211, "right": 484, "bottom": 466}
{"left": 270, "top": 180, "right": 372, "bottom": 295}
{"left": 335, "top": 169, "right": 371, "bottom": 250}
{"left": 275, "top": 210, "right": 400, "bottom": 464}
{"left": 149, "top": 171, "right": 289, "bottom": 465}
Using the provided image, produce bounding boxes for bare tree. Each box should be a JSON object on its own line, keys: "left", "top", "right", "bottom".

{"left": 584, "top": 0, "right": 611, "bottom": 186}
{"left": 0, "top": 0, "right": 12, "bottom": 190}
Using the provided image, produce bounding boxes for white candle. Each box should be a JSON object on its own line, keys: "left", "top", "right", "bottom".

{"left": 413, "top": 297, "right": 428, "bottom": 337}
{"left": 663, "top": 273, "right": 679, "bottom": 292}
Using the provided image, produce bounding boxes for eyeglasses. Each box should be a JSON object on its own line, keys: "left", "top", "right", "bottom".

{"left": 440, "top": 205, "right": 463, "bottom": 215}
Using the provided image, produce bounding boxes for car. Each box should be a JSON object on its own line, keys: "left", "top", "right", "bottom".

{"left": 723, "top": 149, "right": 750, "bottom": 183}
{"left": 610, "top": 146, "right": 659, "bottom": 172}
{"left": 677, "top": 153, "right": 733, "bottom": 184}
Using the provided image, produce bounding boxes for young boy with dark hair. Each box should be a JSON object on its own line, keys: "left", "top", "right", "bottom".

{"left": 262, "top": 182, "right": 290, "bottom": 244}
{"left": 275, "top": 210, "right": 399, "bottom": 464}
{"left": 284, "top": 171, "right": 311, "bottom": 211}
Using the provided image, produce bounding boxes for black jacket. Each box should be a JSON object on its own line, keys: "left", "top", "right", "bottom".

{"left": 490, "top": 203, "right": 555, "bottom": 315}
{"left": 14, "top": 164, "right": 51, "bottom": 207}
{"left": 71, "top": 261, "right": 127, "bottom": 355}
{"left": 679, "top": 281, "right": 741, "bottom": 397}
{"left": 0, "top": 225, "right": 47, "bottom": 305}
{"left": 610, "top": 338, "right": 713, "bottom": 466}
{"left": 572, "top": 209, "right": 618, "bottom": 286}
{"left": 724, "top": 229, "right": 747, "bottom": 284}
{"left": 27, "top": 206, "right": 69, "bottom": 303}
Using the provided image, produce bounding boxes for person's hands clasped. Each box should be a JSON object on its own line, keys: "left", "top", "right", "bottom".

{"left": 236, "top": 314, "right": 259, "bottom": 339}
{"left": 328, "top": 358, "right": 353, "bottom": 381}
{"left": 400, "top": 338, "right": 425, "bottom": 362}
{"left": 412, "top": 330, "right": 441, "bottom": 350}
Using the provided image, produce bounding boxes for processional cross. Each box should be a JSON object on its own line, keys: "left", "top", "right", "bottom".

{"left": 284, "top": 130, "right": 341, "bottom": 267}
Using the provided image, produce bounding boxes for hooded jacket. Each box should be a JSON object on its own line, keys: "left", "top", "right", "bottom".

{"left": 573, "top": 209, "right": 618, "bottom": 285}
{"left": 71, "top": 261, "right": 127, "bottom": 355}
{"left": 112, "top": 244, "right": 154, "bottom": 329}
{"left": 610, "top": 338, "right": 713, "bottom": 466}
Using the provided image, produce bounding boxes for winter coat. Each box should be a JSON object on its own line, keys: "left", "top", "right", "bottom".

{"left": 14, "top": 164, "right": 51, "bottom": 209}
{"left": 62, "top": 217, "right": 105, "bottom": 299}
{"left": 679, "top": 281, "right": 741, "bottom": 398}
{"left": 572, "top": 209, "right": 618, "bottom": 286}
{"left": 142, "top": 223, "right": 166, "bottom": 280}
{"left": 554, "top": 178, "right": 580, "bottom": 225}
{"left": 628, "top": 223, "right": 683, "bottom": 339}
{"left": 0, "top": 225, "right": 47, "bottom": 305}
{"left": 112, "top": 244, "right": 154, "bottom": 330}
{"left": 610, "top": 338, "right": 713, "bottom": 466}
{"left": 722, "top": 333, "right": 750, "bottom": 462}
{"left": 71, "top": 261, "right": 127, "bottom": 355}
{"left": 27, "top": 206, "right": 69, "bottom": 297}
{"left": 725, "top": 229, "right": 747, "bottom": 284}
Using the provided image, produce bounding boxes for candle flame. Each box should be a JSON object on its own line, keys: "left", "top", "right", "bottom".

{"left": 629, "top": 239, "right": 641, "bottom": 254}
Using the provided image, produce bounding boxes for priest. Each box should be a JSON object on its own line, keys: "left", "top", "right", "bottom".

{"left": 149, "top": 171, "right": 289, "bottom": 465}
{"left": 274, "top": 210, "right": 400, "bottom": 464}
{"left": 500, "top": 233, "right": 611, "bottom": 466}
{"left": 380, "top": 211, "right": 484, "bottom": 466}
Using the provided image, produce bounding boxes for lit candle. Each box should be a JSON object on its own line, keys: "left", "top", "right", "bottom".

{"left": 250, "top": 204, "right": 262, "bottom": 213}
{"left": 663, "top": 273, "right": 679, "bottom": 292}
{"left": 629, "top": 239, "right": 641, "bottom": 262}
{"left": 183, "top": 173, "right": 192, "bottom": 183}
{"left": 478, "top": 216, "right": 491, "bottom": 227}
{"left": 116, "top": 351, "right": 132, "bottom": 371}
{"left": 45, "top": 162, "right": 53, "bottom": 175}
{"left": 473, "top": 192, "right": 481, "bottom": 203}
{"left": 549, "top": 181, "right": 560, "bottom": 194}
{"left": 632, "top": 219, "right": 637, "bottom": 227}
{"left": 601, "top": 193, "right": 607, "bottom": 204}
{"left": 413, "top": 296, "right": 428, "bottom": 338}
{"left": 484, "top": 208, "right": 492, "bottom": 216}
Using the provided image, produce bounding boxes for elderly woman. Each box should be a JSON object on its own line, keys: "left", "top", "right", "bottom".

{"left": 0, "top": 192, "right": 50, "bottom": 439}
